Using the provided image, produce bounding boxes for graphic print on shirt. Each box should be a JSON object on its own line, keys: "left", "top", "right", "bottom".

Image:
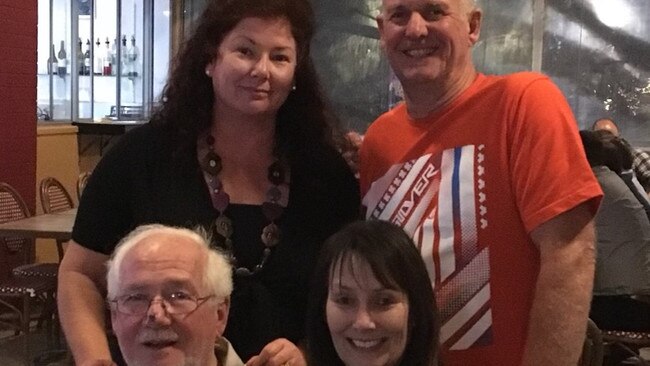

{"left": 362, "top": 145, "right": 492, "bottom": 351}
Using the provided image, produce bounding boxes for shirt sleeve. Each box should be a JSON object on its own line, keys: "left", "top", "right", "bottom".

{"left": 507, "top": 76, "right": 603, "bottom": 233}
{"left": 71, "top": 125, "right": 149, "bottom": 254}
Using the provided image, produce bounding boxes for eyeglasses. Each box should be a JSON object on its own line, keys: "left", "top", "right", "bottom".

{"left": 109, "top": 292, "right": 214, "bottom": 316}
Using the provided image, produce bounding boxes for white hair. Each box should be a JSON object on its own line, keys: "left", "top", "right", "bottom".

{"left": 106, "top": 224, "right": 233, "bottom": 302}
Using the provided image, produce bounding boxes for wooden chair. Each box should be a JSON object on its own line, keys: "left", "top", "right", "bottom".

{"left": 39, "top": 177, "right": 74, "bottom": 261}
{"left": 0, "top": 182, "right": 58, "bottom": 363}
{"left": 76, "top": 171, "right": 92, "bottom": 201}
{"left": 580, "top": 318, "right": 604, "bottom": 366}
{"left": 602, "top": 329, "right": 650, "bottom": 361}
{"left": 40, "top": 177, "right": 74, "bottom": 215}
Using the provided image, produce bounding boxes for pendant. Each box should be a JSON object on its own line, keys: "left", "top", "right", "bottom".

{"left": 212, "top": 190, "right": 230, "bottom": 213}
{"left": 214, "top": 213, "right": 233, "bottom": 239}
{"left": 268, "top": 161, "right": 285, "bottom": 185}
{"left": 201, "top": 150, "right": 222, "bottom": 176}
{"left": 261, "top": 223, "right": 281, "bottom": 247}
{"left": 266, "top": 186, "right": 282, "bottom": 203}
{"left": 262, "top": 202, "right": 284, "bottom": 221}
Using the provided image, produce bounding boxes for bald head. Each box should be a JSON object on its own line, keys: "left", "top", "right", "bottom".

{"left": 463, "top": 0, "right": 478, "bottom": 10}
{"left": 379, "top": 0, "right": 479, "bottom": 14}
{"left": 592, "top": 118, "right": 620, "bottom": 137}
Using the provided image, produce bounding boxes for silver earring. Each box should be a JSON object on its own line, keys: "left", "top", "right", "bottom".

{"left": 205, "top": 69, "right": 211, "bottom": 77}
{"left": 291, "top": 84, "right": 296, "bottom": 91}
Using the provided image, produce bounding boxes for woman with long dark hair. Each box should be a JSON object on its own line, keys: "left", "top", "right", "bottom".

{"left": 57, "top": 0, "right": 359, "bottom": 365}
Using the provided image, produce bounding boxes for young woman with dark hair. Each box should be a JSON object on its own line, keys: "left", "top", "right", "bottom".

{"left": 307, "top": 220, "right": 439, "bottom": 366}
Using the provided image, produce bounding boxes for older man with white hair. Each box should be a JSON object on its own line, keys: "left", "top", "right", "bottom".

{"left": 106, "top": 224, "right": 243, "bottom": 366}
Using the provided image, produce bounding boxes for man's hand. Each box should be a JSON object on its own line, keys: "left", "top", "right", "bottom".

{"left": 245, "top": 338, "right": 307, "bottom": 366}
{"left": 341, "top": 131, "right": 363, "bottom": 178}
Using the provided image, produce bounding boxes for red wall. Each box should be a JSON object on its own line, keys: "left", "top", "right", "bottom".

{"left": 0, "top": 0, "right": 38, "bottom": 212}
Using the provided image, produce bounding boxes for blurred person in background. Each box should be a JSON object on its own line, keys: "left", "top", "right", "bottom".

{"left": 580, "top": 130, "right": 650, "bottom": 332}
{"left": 593, "top": 118, "right": 650, "bottom": 194}
{"left": 592, "top": 129, "right": 650, "bottom": 222}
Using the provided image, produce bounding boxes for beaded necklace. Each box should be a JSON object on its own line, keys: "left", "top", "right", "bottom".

{"left": 198, "top": 132, "right": 287, "bottom": 276}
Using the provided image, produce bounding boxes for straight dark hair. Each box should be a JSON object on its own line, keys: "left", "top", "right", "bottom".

{"left": 306, "top": 220, "right": 439, "bottom": 366}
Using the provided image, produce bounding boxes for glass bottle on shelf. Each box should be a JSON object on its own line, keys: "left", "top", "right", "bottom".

{"left": 94, "top": 38, "right": 103, "bottom": 75}
{"left": 47, "top": 44, "right": 58, "bottom": 75}
{"left": 57, "top": 41, "right": 67, "bottom": 76}
{"left": 103, "top": 38, "right": 112, "bottom": 76}
{"left": 110, "top": 38, "right": 117, "bottom": 76}
{"left": 127, "top": 35, "right": 139, "bottom": 77}
{"left": 121, "top": 35, "right": 128, "bottom": 76}
{"left": 77, "top": 39, "right": 84, "bottom": 75}
{"left": 83, "top": 39, "right": 91, "bottom": 76}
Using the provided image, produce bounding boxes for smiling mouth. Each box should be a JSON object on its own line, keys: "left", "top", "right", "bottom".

{"left": 402, "top": 48, "right": 436, "bottom": 58}
{"left": 243, "top": 86, "right": 270, "bottom": 94}
{"left": 348, "top": 338, "right": 385, "bottom": 349}
{"left": 142, "top": 340, "right": 177, "bottom": 349}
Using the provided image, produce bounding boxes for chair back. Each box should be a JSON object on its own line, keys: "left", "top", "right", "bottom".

{"left": 0, "top": 182, "right": 34, "bottom": 280}
{"left": 77, "top": 171, "right": 92, "bottom": 200}
{"left": 580, "top": 318, "right": 604, "bottom": 366}
{"left": 40, "top": 177, "right": 74, "bottom": 214}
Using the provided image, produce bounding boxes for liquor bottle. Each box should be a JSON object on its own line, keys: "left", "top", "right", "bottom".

{"left": 121, "top": 35, "right": 128, "bottom": 76}
{"left": 57, "top": 40, "right": 67, "bottom": 76}
{"left": 47, "top": 44, "right": 58, "bottom": 75}
{"left": 77, "top": 38, "right": 84, "bottom": 75}
{"left": 94, "top": 38, "right": 103, "bottom": 75}
{"left": 83, "top": 39, "right": 91, "bottom": 75}
{"left": 103, "top": 37, "right": 112, "bottom": 76}
{"left": 110, "top": 38, "right": 117, "bottom": 76}
{"left": 127, "top": 35, "right": 139, "bottom": 77}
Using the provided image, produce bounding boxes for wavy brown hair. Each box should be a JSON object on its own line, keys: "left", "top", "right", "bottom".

{"left": 150, "top": 0, "right": 341, "bottom": 161}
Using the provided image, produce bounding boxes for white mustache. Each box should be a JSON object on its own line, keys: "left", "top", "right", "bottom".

{"left": 136, "top": 327, "right": 179, "bottom": 344}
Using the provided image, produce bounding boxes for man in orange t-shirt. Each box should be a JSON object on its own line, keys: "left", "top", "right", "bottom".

{"left": 360, "top": 0, "right": 602, "bottom": 365}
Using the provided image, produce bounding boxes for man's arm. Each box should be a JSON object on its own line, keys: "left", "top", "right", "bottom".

{"left": 58, "top": 241, "right": 115, "bottom": 366}
{"left": 522, "top": 202, "right": 596, "bottom": 366}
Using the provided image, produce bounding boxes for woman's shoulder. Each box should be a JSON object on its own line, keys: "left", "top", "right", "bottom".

{"left": 293, "top": 142, "right": 360, "bottom": 207}
{"left": 107, "top": 123, "right": 179, "bottom": 158}
{"left": 299, "top": 143, "right": 354, "bottom": 179}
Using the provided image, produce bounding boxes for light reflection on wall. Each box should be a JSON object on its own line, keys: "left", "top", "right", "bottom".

{"left": 543, "top": 0, "right": 650, "bottom": 146}
{"left": 591, "top": 1, "right": 634, "bottom": 30}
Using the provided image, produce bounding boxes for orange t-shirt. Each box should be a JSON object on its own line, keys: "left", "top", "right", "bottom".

{"left": 359, "top": 72, "right": 602, "bottom": 365}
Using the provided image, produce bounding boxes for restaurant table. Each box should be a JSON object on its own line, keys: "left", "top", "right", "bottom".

{"left": 0, "top": 208, "right": 76, "bottom": 242}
